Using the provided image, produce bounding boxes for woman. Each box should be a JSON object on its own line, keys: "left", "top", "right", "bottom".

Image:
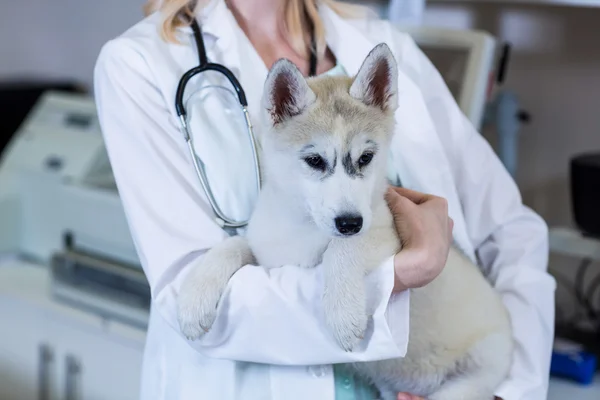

{"left": 93, "top": 0, "right": 555, "bottom": 399}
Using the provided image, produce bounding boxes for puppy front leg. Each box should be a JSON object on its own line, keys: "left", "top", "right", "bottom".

{"left": 322, "top": 238, "right": 368, "bottom": 352}
{"left": 322, "top": 220, "right": 399, "bottom": 351}
{"left": 178, "top": 236, "right": 255, "bottom": 340}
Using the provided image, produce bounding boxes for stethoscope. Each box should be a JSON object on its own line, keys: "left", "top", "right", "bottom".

{"left": 174, "top": 18, "right": 318, "bottom": 230}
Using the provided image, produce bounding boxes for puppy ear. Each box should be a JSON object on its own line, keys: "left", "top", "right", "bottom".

{"left": 349, "top": 43, "right": 398, "bottom": 113}
{"left": 263, "top": 59, "right": 316, "bottom": 126}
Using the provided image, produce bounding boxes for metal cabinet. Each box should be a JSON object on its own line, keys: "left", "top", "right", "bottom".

{"left": 0, "top": 274, "right": 144, "bottom": 400}
{"left": 50, "top": 319, "right": 144, "bottom": 400}
{"left": 0, "top": 299, "right": 57, "bottom": 400}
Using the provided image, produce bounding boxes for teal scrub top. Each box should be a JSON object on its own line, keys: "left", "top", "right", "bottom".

{"left": 333, "top": 364, "right": 380, "bottom": 400}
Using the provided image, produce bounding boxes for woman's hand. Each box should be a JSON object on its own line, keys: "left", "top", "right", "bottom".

{"left": 397, "top": 395, "right": 502, "bottom": 400}
{"left": 385, "top": 186, "right": 453, "bottom": 292}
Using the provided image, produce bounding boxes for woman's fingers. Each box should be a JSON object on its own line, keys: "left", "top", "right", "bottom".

{"left": 387, "top": 186, "right": 453, "bottom": 240}
{"left": 397, "top": 393, "right": 424, "bottom": 400}
{"left": 389, "top": 186, "right": 437, "bottom": 205}
{"left": 385, "top": 188, "right": 419, "bottom": 248}
{"left": 386, "top": 188, "right": 417, "bottom": 214}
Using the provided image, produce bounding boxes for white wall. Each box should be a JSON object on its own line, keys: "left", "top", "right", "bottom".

{"left": 0, "top": 0, "right": 146, "bottom": 91}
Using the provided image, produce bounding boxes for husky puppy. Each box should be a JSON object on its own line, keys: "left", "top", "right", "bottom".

{"left": 178, "top": 43, "right": 513, "bottom": 400}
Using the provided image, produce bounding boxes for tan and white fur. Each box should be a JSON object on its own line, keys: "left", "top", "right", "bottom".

{"left": 177, "top": 43, "right": 513, "bottom": 400}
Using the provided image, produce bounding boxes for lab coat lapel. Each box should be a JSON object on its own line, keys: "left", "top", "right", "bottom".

{"left": 198, "top": 0, "right": 240, "bottom": 77}
{"left": 200, "top": 0, "right": 270, "bottom": 138}
{"left": 193, "top": 0, "right": 268, "bottom": 134}
{"left": 321, "top": 7, "right": 476, "bottom": 260}
{"left": 174, "top": 0, "right": 238, "bottom": 73}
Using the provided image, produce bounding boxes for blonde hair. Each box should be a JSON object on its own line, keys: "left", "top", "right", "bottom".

{"left": 143, "top": 0, "right": 367, "bottom": 58}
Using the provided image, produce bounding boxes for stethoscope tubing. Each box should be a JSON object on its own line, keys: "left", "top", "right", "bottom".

{"left": 174, "top": 17, "right": 316, "bottom": 230}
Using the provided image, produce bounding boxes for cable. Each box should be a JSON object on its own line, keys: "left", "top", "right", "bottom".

{"left": 573, "top": 258, "right": 599, "bottom": 320}
{"left": 585, "top": 272, "right": 600, "bottom": 318}
{"left": 553, "top": 259, "right": 600, "bottom": 328}
{"left": 553, "top": 259, "right": 600, "bottom": 344}
{"left": 551, "top": 268, "right": 590, "bottom": 327}
{"left": 551, "top": 267, "right": 582, "bottom": 303}
{"left": 575, "top": 258, "right": 591, "bottom": 305}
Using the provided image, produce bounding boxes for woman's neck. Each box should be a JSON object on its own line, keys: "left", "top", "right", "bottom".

{"left": 226, "top": 0, "right": 285, "bottom": 38}
{"left": 224, "top": 0, "right": 336, "bottom": 75}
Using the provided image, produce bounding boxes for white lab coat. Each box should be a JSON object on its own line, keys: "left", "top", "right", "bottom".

{"left": 93, "top": 1, "right": 556, "bottom": 399}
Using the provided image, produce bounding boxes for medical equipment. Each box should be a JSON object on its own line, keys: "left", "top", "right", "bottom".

{"left": 0, "top": 90, "right": 149, "bottom": 327}
{"left": 0, "top": 81, "right": 83, "bottom": 155}
{"left": 570, "top": 152, "right": 600, "bottom": 238}
{"left": 551, "top": 338, "right": 597, "bottom": 385}
{"left": 481, "top": 43, "right": 531, "bottom": 178}
{"left": 174, "top": 19, "right": 316, "bottom": 229}
{"left": 401, "top": 27, "right": 529, "bottom": 177}
{"left": 398, "top": 26, "right": 496, "bottom": 129}
{"left": 549, "top": 153, "right": 600, "bottom": 370}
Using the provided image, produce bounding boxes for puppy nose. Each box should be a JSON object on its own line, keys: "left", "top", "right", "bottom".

{"left": 334, "top": 215, "right": 363, "bottom": 236}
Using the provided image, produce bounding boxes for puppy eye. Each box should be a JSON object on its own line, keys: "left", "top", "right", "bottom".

{"left": 358, "top": 152, "right": 374, "bottom": 168}
{"left": 304, "top": 155, "right": 327, "bottom": 171}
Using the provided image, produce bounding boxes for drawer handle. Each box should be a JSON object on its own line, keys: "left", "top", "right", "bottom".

{"left": 38, "top": 343, "right": 54, "bottom": 400}
{"left": 65, "top": 354, "right": 82, "bottom": 400}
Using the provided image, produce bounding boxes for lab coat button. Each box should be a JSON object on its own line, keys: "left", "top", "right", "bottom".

{"left": 307, "top": 365, "right": 326, "bottom": 378}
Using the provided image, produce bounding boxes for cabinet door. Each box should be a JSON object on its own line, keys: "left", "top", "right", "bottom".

{"left": 0, "top": 298, "right": 59, "bottom": 400}
{"left": 52, "top": 322, "right": 144, "bottom": 400}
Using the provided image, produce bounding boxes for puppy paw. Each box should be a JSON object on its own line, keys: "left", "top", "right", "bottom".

{"left": 323, "top": 292, "right": 368, "bottom": 351}
{"left": 177, "top": 267, "right": 225, "bottom": 341}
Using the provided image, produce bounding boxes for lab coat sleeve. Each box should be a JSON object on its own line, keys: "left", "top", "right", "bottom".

{"left": 397, "top": 37, "right": 556, "bottom": 400}
{"left": 92, "top": 38, "right": 410, "bottom": 365}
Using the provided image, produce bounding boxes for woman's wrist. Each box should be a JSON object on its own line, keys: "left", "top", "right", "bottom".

{"left": 386, "top": 187, "right": 453, "bottom": 293}
{"left": 392, "top": 247, "right": 432, "bottom": 292}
